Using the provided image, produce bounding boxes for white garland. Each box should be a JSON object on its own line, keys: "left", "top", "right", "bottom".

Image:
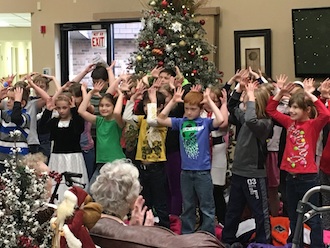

{"left": 0, "top": 135, "right": 52, "bottom": 247}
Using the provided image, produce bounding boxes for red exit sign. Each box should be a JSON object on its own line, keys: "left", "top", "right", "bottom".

{"left": 91, "top": 31, "right": 106, "bottom": 48}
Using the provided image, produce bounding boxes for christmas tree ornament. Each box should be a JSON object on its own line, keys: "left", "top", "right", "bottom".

{"left": 158, "top": 61, "right": 164, "bottom": 66}
{"left": 193, "top": 34, "right": 200, "bottom": 39}
{"left": 152, "top": 48, "right": 164, "bottom": 56}
{"left": 202, "top": 56, "right": 208, "bottom": 61}
{"left": 179, "top": 40, "right": 186, "bottom": 46}
{"left": 165, "top": 44, "right": 173, "bottom": 52}
{"left": 161, "top": 0, "right": 168, "bottom": 8}
{"left": 171, "top": 21, "right": 182, "bottom": 32}
{"left": 136, "top": 55, "right": 142, "bottom": 61}
{"left": 190, "top": 51, "right": 195, "bottom": 57}
{"left": 199, "top": 19, "right": 206, "bottom": 25}
{"left": 192, "top": 69, "right": 197, "bottom": 74}
{"left": 149, "top": 0, "right": 156, "bottom": 6}
{"left": 148, "top": 40, "right": 154, "bottom": 46}
{"left": 196, "top": 46, "right": 202, "bottom": 55}
{"left": 139, "top": 41, "right": 147, "bottom": 47}
{"left": 158, "top": 27, "right": 166, "bottom": 36}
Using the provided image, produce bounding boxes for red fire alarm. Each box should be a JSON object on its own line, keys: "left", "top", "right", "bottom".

{"left": 40, "top": 25, "right": 46, "bottom": 34}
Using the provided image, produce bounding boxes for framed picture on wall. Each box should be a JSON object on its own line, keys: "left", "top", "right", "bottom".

{"left": 234, "top": 29, "right": 272, "bottom": 77}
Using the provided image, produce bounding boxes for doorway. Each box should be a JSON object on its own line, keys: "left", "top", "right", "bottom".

{"left": 60, "top": 21, "right": 141, "bottom": 87}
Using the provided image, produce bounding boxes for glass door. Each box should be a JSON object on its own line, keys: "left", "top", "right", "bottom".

{"left": 60, "top": 21, "right": 141, "bottom": 86}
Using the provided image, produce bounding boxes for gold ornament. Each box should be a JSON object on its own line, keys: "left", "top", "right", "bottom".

{"left": 149, "top": 0, "right": 156, "bottom": 6}
{"left": 136, "top": 55, "right": 142, "bottom": 61}
{"left": 179, "top": 40, "right": 186, "bottom": 46}
{"left": 193, "top": 34, "right": 200, "bottom": 39}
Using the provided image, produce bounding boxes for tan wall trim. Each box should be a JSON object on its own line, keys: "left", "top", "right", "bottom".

{"left": 93, "top": 7, "right": 220, "bottom": 21}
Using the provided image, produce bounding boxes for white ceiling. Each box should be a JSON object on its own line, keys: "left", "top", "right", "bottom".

{"left": 0, "top": 13, "right": 31, "bottom": 27}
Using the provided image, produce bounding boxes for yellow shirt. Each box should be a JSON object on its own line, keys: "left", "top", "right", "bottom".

{"left": 135, "top": 115, "right": 167, "bottom": 162}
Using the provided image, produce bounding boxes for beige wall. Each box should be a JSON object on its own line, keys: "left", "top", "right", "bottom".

{"left": 0, "top": 0, "right": 329, "bottom": 84}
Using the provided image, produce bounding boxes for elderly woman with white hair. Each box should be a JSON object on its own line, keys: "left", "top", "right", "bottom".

{"left": 90, "top": 158, "right": 154, "bottom": 226}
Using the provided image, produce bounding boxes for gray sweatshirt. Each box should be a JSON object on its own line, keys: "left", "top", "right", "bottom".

{"left": 229, "top": 92, "right": 273, "bottom": 178}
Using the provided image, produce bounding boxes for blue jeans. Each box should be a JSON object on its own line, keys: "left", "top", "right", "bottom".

{"left": 286, "top": 173, "right": 323, "bottom": 248}
{"left": 181, "top": 170, "right": 215, "bottom": 235}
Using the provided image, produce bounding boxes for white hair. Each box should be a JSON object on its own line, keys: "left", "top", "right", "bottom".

{"left": 90, "top": 159, "right": 140, "bottom": 219}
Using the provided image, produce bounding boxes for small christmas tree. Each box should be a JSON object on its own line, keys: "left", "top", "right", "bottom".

{"left": 0, "top": 130, "right": 52, "bottom": 247}
{"left": 129, "top": 0, "right": 222, "bottom": 87}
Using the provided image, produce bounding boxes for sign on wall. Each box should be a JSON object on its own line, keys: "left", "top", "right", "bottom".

{"left": 91, "top": 31, "right": 106, "bottom": 48}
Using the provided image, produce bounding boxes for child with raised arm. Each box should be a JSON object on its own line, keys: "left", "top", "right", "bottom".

{"left": 123, "top": 85, "right": 170, "bottom": 229}
{"left": 222, "top": 80, "right": 273, "bottom": 246}
{"left": 266, "top": 82, "right": 330, "bottom": 248}
{"left": 157, "top": 87, "right": 224, "bottom": 235}
{"left": 78, "top": 81, "right": 125, "bottom": 188}
{"left": 0, "top": 86, "right": 30, "bottom": 162}
{"left": 38, "top": 93, "right": 87, "bottom": 201}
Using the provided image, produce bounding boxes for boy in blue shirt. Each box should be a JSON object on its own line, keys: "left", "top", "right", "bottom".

{"left": 157, "top": 87, "right": 224, "bottom": 235}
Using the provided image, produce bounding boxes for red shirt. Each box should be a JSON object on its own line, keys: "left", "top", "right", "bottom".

{"left": 266, "top": 98, "right": 330, "bottom": 174}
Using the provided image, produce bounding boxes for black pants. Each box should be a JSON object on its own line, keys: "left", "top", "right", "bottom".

{"left": 138, "top": 162, "right": 170, "bottom": 228}
{"left": 214, "top": 185, "right": 227, "bottom": 224}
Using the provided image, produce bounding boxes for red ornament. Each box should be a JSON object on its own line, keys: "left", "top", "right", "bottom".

{"left": 158, "top": 27, "right": 165, "bottom": 36}
{"left": 148, "top": 40, "right": 154, "bottom": 46}
{"left": 190, "top": 51, "right": 195, "bottom": 57}
{"left": 199, "top": 19, "right": 206, "bottom": 25}
{"left": 192, "top": 69, "right": 197, "bottom": 74}
{"left": 182, "top": 9, "right": 188, "bottom": 16}
{"left": 202, "top": 56, "right": 208, "bottom": 61}
{"left": 161, "top": 0, "right": 168, "bottom": 8}
{"left": 139, "top": 41, "right": 147, "bottom": 47}
{"left": 158, "top": 61, "right": 164, "bottom": 66}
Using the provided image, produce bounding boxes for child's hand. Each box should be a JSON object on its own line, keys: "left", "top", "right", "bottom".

{"left": 201, "top": 87, "right": 211, "bottom": 104}
{"left": 302, "top": 78, "right": 315, "bottom": 93}
{"left": 190, "top": 84, "right": 202, "bottom": 92}
{"left": 248, "top": 66, "right": 259, "bottom": 79}
{"left": 279, "top": 82, "right": 295, "bottom": 97}
{"left": 14, "top": 87, "right": 24, "bottom": 102}
{"left": 84, "top": 63, "right": 95, "bottom": 74}
{"left": 175, "top": 66, "right": 183, "bottom": 80}
{"left": 109, "top": 60, "right": 116, "bottom": 70}
{"left": 169, "top": 76, "right": 175, "bottom": 90}
{"left": 131, "top": 82, "right": 146, "bottom": 101}
{"left": 0, "top": 87, "right": 8, "bottom": 100}
{"left": 246, "top": 81, "right": 258, "bottom": 101}
{"left": 275, "top": 74, "right": 288, "bottom": 89}
{"left": 171, "top": 87, "right": 184, "bottom": 103}
{"left": 220, "top": 88, "right": 227, "bottom": 105}
{"left": 119, "top": 78, "right": 132, "bottom": 92}
{"left": 152, "top": 77, "right": 162, "bottom": 90}
{"left": 319, "top": 78, "right": 330, "bottom": 99}
{"left": 150, "top": 66, "right": 164, "bottom": 78}
{"left": 91, "top": 81, "right": 105, "bottom": 96}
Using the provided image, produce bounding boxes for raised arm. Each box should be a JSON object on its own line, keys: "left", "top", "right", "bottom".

{"left": 157, "top": 87, "right": 184, "bottom": 127}
{"left": 71, "top": 64, "right": 95, "bottom": 83}
{"left": 202, "top": 88, "right": 224, "bottom": 128}
{"left": 219, "top": 88, "right": 229, "bottom": 129}
{"left": 78, "top": 82, "right": 104, "bottom": 124}
{"left": 112, "top": 87, "right": 125, "bottom": 128}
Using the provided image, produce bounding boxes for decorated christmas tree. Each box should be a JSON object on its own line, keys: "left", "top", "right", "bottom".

{"left": 0, "top": 131, "right": 52, "bottom": 247}
{"left": 129, "top": 0, "right": 222, "bottom": 87}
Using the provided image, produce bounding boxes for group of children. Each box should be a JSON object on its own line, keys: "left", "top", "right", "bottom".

{"left": 1, "top": 63, "right": 330, "bottom": 247}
